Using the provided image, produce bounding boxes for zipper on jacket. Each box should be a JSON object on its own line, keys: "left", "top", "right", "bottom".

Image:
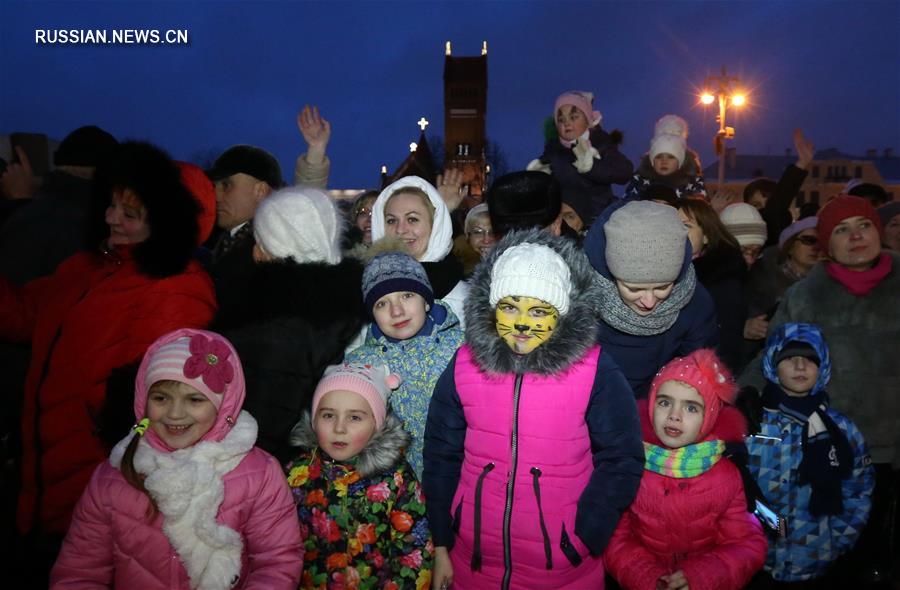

{"left": 501, "top": 373, "right": 524, "bottom": 590}
{"left": 530, "top": 467, "right": 553, "bottom": 570}
{"left": 469, "top": 462, "right": 495, "bottom": 572}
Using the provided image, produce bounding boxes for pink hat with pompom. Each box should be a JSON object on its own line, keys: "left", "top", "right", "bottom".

{"left": 554, "top": 90, "right": 602, "bottom": 128}
{"left": 648, "top": 349, "right": 737, "bottom": 441}
{"left": 311, "top": 363, "right": 401, "bottom": 430}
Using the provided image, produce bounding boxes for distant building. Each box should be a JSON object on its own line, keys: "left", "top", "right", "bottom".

{"left": 443, "top": 40, "right": 488, "bottom": 203}
{"left": 704, "top": 147, "right": 899, "bottom": 204}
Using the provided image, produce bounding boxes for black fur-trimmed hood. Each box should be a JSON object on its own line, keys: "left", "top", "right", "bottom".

{"left": 211, "top": 256, "right": 366, "bottom": 331}
{"left": 89, "top": 141, "right": 200, "bottom": 278}
{"left": 464, "top": 228, "right": 601, "bottom": 375}
{"left": 289, "top": 412, "right": 410, "bottom": 478}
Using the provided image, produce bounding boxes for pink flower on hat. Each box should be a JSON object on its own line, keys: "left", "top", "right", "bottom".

{"left": 183, "top": 333, "right": 234, "bottom": 394}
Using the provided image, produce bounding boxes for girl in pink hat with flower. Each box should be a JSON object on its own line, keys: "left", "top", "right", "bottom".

{"left": 50, "top": 328, "right": 303, "bottom": 589}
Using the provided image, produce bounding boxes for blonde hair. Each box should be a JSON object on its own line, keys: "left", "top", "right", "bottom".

{"left": 386, "top": 187, "right": 435, "bottom": 225}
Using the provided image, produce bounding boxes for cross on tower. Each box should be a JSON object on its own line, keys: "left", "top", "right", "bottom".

{"left": 417, "top": 117, "right": 429, "bottom": 131}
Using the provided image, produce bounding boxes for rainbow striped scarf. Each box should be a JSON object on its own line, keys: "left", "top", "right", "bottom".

{"left": 643, "top": 440, "right": 725, "bottom": 478}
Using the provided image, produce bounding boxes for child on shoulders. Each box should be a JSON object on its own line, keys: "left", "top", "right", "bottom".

{"left": 285, "top": 363, "right": 432, "bottom": 590}
{"left": 605, "top": 349, "right": 767, "bottom": 590}
{"left": 624, "top": 114, "right": 707, "bottom": 201}
{"left": 745, "top": 323, "right": 874, "bottom": 586}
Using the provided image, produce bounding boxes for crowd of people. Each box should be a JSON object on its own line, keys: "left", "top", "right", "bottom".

{"left": 1, "top": 90, "right": 898, "bottom": 590}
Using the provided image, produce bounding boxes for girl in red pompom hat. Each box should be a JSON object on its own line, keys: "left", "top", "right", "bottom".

{"left": 605, "top": 349, "right": 767, "bottom": 590}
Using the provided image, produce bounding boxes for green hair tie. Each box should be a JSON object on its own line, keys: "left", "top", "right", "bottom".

{"left": 133, "top": 418, "right": 150, "bottom": 437}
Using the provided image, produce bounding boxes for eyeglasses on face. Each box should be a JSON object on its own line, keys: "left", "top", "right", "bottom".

{"left": 355, "top": 207, "right": 372, "bottom": 219}
{"left": 468, "top": 227, "right": 494, "bottom": 239}
{"left": 796, "top": 235, "right": 818, "bottom": 246}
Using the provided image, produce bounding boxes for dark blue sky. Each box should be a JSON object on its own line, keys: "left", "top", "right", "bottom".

{"left": 2, "top": 1, "right": 898, "bottom": 189}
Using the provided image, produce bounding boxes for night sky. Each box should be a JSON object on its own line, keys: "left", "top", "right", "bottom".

{"left": 2, "top": 1, "right": 898, "bottom": 189}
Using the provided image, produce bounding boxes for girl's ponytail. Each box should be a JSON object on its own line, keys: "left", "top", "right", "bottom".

{"left": 120, "top": 420, "right": 159, "bottom": 520}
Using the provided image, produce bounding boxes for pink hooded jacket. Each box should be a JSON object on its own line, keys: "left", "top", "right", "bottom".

{"left": 51, "top": 328, "right": 303, "bottom": 589}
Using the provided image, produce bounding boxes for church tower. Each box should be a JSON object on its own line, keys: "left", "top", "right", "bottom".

{"left": 443, "top": 41, "right": 488, "bottom": 201}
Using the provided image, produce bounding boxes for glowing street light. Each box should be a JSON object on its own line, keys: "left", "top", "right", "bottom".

{"left": 701, "top": 66, "right": 748, "bottom": 192}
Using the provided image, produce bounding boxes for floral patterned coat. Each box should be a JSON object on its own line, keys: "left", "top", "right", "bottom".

{"left": 285, "top": 414, "right": 433, "bottom": 590}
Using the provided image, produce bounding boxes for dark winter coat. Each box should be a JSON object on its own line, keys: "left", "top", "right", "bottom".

{"left": 623, "top": 151, "right": 708, "bottom": 200}
{"left": 209, "top": 222, "right": 257, "bottom": 311}
{"left": 759, "top": 164, "right": 808, "bottom": 247}
{"left": 423, "top": 229, "right": 644, "bottom": 589}
{"left": 584, "top": 203, "right": 719, "bottom": 398}
{"left": 740, "top": 251, "right": 900, "bottom": 467}
{"left": 421, "top": 253, "right": 464, "bottom": 300}
{"left": 742, "top": 245, "right": 804, "bottom": 364}
{"left": 0, "top": 171, "right": 93, "bottom": 285}
{"left": 211, "top": 257, "right": 367, "bottom": 462}
{"left": 693, "top": 244, "right": 748, "bottom": 373}
{"left": 539, "top": 127, "right": 633, "bottom": 225}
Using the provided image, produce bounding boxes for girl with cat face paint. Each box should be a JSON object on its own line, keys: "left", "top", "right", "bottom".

{"left": 422, "top": 229, "right": 645, "bottom": 590}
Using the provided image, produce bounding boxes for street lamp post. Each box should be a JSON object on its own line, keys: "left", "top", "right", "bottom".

{"left": 701, "top": 66, "right": 746, "bottom": 194}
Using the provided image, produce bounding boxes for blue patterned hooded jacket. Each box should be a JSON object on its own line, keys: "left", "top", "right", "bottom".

{"left": 346, "top": 301, "right": 464, "bottom": 478}
{"left": 746, "top": 323, "right": 875, "bottom": 581}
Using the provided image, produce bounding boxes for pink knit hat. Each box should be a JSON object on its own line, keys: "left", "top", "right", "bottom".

{"left": 648, "top": 349, "right": 737, "bottom": 441}
{"left": 135, "top": 328, "right": 246, "bottom": 450}
{"left": 554, "top": 90, "right": 602, "bottom": 128}
{"left": 311, "top": 363, "right": 402, "bottom": 430}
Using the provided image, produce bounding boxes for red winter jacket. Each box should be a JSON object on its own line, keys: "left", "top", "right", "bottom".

{"left": 604, "top": 402, "right": 766, "bottom": 590}
{"left": 0, "top": 245, "right": 216, "bottom": 534}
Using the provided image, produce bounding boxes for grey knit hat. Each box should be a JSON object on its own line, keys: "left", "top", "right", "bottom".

{"left": 362, "top": 251, "right": 434, "bottom": 314}
{"left": 604, "top": 201, "right": 687, "bottom": 283}
{"left": 720, "top": 203, "right": 767, "bottom": 247}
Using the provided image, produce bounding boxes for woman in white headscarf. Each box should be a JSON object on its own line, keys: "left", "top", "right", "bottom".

{"left": 371, "top": 176, "right": 464, "bottom": 299}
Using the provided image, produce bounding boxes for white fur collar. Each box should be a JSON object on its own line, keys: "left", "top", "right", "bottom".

{"left": 110, "top": 411, "right": 258, "bottom": 590}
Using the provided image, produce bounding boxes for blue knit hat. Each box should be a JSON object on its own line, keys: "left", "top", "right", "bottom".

{"left": 362, "top": 251, "right": 434, "bottom": 314}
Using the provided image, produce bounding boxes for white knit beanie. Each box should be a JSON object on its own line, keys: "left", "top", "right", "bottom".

{"left": 649, "top": 133, "right": 686, "bottom": 168}
{"left": 654, "top": 114, "right": 689, "bottom": 139}
{"left": 720, "top": 203, "right": 767, "bottom": 247}
{"left": 253, "top": 186, "right": 342, "bottom": 264}
{"left": 604, "top": 201, "right": 687, "bottom": 283}
{"left": 489, "top": 243, "right": 571, "bottom": 316}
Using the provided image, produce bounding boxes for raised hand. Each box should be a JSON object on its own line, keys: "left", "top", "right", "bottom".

{"left": 793, "top": 128, "right": 815, "bottom": 171}
{"left": 1, "top": 146, "right": 38, "bottom": 200}
{"left": 297, "top": 105, "right": 331, "bottom": 164}
{"left": 436, "top": 167, "right": 464, "bottom": 212}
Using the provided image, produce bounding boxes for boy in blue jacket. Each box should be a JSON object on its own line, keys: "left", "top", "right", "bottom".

{"left": 746, "top": 323, "right": 874, "bottom": 585}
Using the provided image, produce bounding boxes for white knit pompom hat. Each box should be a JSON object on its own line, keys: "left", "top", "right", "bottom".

{"left": 253, "top": 185, "right": 342, "bottom": 264}
{"left": 489, "top": 243, "right": 572, "bottom": 316}
{"left": 654, "top": 114, "right": 689, "bottom": 139}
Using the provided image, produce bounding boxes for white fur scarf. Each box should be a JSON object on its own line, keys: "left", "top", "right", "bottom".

{"left": 110, "top": 411, "right": 258, "bottom": 590}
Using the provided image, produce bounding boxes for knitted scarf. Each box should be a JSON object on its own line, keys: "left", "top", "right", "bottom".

{"left": 643, "top": 440, "right": 725, "bottom": 478}
{"left": 825, "top": 253, "right": 892, "bottom": 297}
{"left": 596, "top": 265, "right": 697, "bottom": 336}
{"left": 761, "top": 382, "right": 853, "bottom": 516}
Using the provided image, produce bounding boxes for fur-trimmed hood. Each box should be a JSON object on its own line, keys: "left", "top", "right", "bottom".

{"left": 464, "top": 228, "right": 601, "bottom": 375}
{"left": 288, "top": 412, "right": 410, "bottom": 478}
{"left": 212, "top": 256, "right": 366, "bottom": 331}
{"left": 638, "top": 398, "right": 747, "bottom": 446}
{"left": 89, "top": 141, "right": 201, "bottom": 278}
